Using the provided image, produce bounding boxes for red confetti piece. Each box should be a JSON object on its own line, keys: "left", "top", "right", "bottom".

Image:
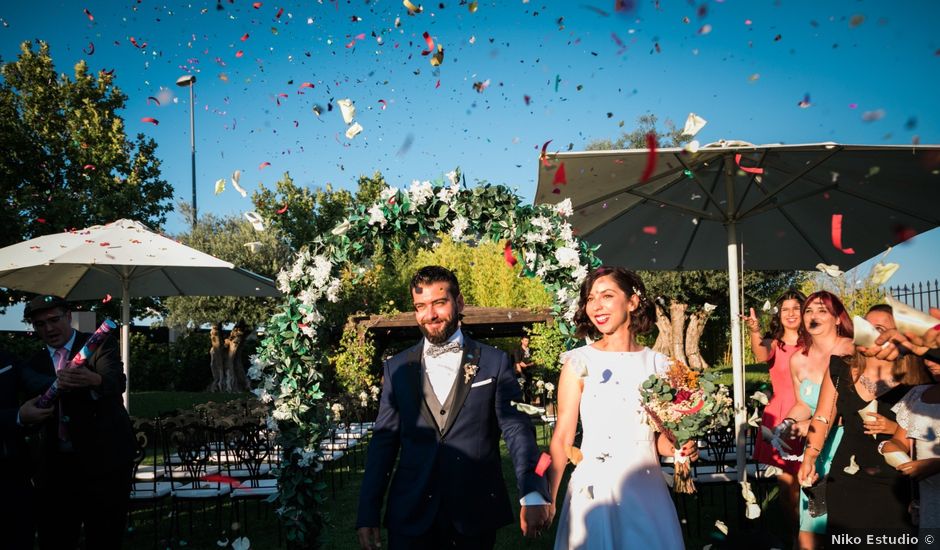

{"left": 276, "top": 203, "right": 289, "bottom": 214}
{"left": 146, "top": 96, "right": 160, "bottom": 106}
{"left": 639, "top": 132, "right": 657, "bottom": 182}
{"left": 535, "top": 452, "right": 551, "bottom": 477}
{"left": 235, "top": 50, "right": 244, "bottom": 58}
{"left": 141, "top": 117, "right": 159, "bottom": 125}
{"left": 642, "top": 226, "right": 658, "bottom": 235}
{"left": 102, "top": 294, "right": 112, "bottom": 304}
{"left": 83, "top": 42, "right": 95, "bottom": 55}
{"left": 503, "top": 241, "right": 517, "bottom": 267}
{"left": 275, "top": 7, "right": 284, "bottom": 18}
{"left": 421, "top": 31, "right": 434, "bottom": 55}
{"left": 830, "top": 214, "right": 855, "bottom": 254}
{"left": 892, "top": 224, "right": 917, "bottom": 244}
{"left": 201, "top": 474, "right": 243, "bottom": 488}
{"left": 523, "top": 95, "right": 531, "bottom": 106}
{"left": 553, "top": 162, "right": 567, "bottom": 185}
{"left": 378, "top": 99, "right": 387, "bottom": 109}
{"left": 299, "top": 82, "right": 315, "bottom": 89}
{"left": 83, "top": 8, "right": 94, "bottom": 21}
{"left": 252, "top": 2, "right": 262, "bottom": 8}
{"left": 99, "top": 242, "right": 110, "bottom": 247}
{"left": 734, "top": 154, "right": 764, "bottom": 175}
{"left": 129, "top": 37, "right": 146, "bottom": 49}
{"left": 435, "top": 79, "right": 441, "bottom": 88}
{"left": 540, "top": 139, "right": 553, "bottom": 167}
{"left": 259, "top": 161, "right": 271, "bottom": 169}
{"left": 83, "top": 164, "right": 96, "bottom": 171}
{"left": 36, "top": 219, "right": 47, "bottom": 224}
{"left": 241, "top": 33, "right": 250, "bottom": 42}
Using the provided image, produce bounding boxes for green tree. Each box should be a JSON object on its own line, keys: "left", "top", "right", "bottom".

{"left": 251, "top": 171, "right": 385, "bottom": 251}
{"left": 585, "top": 113, "right": 690, "bottom": 150}
{"left": 641, "top": 270, "right": 804, "bottom": 368}
{"left": 0, "top": 41, "right": 173, "bottom": 307}
{"left": 408, "top": 236, "right": 552, "bottom": 309}
{"left": 163, "top": 208, "right": 293, "bottom": 391}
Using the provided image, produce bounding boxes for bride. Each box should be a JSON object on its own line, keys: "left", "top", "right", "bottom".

{"left": 548, "top": 266, "right": 695, "bottom": 549}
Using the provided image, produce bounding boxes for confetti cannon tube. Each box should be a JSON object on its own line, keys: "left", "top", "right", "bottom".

{"left": 37, "top": 318, "right": 118, "bottom": 409}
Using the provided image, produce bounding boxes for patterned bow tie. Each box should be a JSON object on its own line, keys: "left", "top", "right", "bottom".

{"left": 426, "top": 341, "right": 462, "bottom": 358}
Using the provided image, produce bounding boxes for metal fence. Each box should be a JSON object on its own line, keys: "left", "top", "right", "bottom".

{"left": 887, "top": 279, "right": 940, "bottom": 311}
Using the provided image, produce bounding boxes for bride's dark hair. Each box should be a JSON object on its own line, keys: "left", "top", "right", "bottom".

{"left": 573, "top": 266, "right": 655, "bottom": 340}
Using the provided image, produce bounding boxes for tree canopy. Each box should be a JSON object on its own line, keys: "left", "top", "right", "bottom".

{"left": 163, "top": 208, "right": 293, "bottom": 328}
{"left": 251, "top": 171, "right": 384, "bottom": 252}
{"left": 0, "top": 41, "right": 173, "bottom": 307}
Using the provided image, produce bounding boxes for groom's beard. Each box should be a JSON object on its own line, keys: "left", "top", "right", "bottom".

{"left": 419, "top": 316, "right": 459, "bottom": 344}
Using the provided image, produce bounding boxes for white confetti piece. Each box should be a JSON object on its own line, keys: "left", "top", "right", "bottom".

{"left": 681, "top": 112, "right": 708, "bottom": 137}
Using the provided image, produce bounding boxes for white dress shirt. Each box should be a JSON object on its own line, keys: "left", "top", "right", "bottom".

{"left": 422, "top": 329, "right": 464, "bottom": 405}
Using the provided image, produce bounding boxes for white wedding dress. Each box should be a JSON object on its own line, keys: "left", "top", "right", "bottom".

{"left": 554, "top": 346, "right": 684, "bottom": 550}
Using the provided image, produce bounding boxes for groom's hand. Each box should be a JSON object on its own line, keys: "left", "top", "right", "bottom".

{"left": 357, "top": 526, "right": 382, "bottom": 549}
{"left": 520, "top": 504, "right": 551, "bottom": 538}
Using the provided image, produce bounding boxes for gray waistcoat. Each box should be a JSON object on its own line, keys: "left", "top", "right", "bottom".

{"left": 421, "top": 359, "right": 463, "bottom": 433}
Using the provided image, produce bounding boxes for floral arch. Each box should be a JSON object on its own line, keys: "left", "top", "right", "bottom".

{"left": 250, "top": 172, "right": 599, "bottom": 547}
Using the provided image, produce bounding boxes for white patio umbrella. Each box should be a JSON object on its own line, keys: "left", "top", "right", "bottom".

{"left": 535, "top": 141, "right": 940, "bottom": 478}
{"left": 0, "top": 219, "right": 281, "bottom": 410}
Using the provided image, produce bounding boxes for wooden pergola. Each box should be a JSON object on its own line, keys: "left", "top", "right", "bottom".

{"left": 351, "top": 306, "right": 552, "bottom": 346}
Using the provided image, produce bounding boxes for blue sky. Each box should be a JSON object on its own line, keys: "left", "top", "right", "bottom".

{"left": 1, "top": 0, "right": 938, "bottom": 329}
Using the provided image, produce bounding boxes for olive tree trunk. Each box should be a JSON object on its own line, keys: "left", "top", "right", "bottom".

{"left": 651, "top": 299, "right": 713, "bottom": 369}
{"left": 208, "top": 322, "right": 251, "bottom": 392}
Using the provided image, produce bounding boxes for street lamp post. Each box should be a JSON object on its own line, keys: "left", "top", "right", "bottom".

{"left": 175, "top": 75, "right": 197, "bottom": 228}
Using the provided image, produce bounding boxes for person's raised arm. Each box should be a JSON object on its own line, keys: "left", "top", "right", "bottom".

{"left": 743, "top": 308, "right": 773, "bottom": 363}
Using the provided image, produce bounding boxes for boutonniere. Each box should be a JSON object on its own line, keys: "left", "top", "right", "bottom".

{"left": 463, "top": 363, "right": 479, "bottom": 384}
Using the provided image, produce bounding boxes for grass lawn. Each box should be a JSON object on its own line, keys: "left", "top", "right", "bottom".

{"left": 712, "top": 362, "right": 773, "bottom": 395}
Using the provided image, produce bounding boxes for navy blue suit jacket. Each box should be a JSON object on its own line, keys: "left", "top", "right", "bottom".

{"left": 356, "top": 336, "right": 548, "bottom": 537}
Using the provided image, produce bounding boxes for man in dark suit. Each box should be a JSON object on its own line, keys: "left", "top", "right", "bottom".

{"left": 1, "top": 348, "right": 54, "bottom": 550}
{"left": 511, "top": 336, "right": 536, "bottom": 402}
{"left": 356, "top": 266, "right": 552, "bottom": 550}
{"left": 22, "top": 295, "right": 136, "bottom": 550}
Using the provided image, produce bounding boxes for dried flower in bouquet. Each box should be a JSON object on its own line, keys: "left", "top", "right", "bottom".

{"left": 639, "top": 358, "right": 733, "bottom": 493}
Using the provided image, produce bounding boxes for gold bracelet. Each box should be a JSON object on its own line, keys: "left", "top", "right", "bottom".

{"left": 813, "top": 415, "right": 830, "bottom": 425}
{"left": 805, "top": 443, "right": 822, "bottom": 455}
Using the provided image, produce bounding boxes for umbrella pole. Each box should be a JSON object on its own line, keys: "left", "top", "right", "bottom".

{"left": 727, "top": 222, "right": 747, "bottom": 481}
{"left": 122, "top": 279, "right": 130, "bottom": 412}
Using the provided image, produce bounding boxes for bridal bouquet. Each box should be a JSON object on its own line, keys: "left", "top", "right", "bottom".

{"left": 639, "top": 358, "right": 733, "bottom": 493}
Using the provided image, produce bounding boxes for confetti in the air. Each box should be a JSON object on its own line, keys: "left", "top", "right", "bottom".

{"left": 831, "top": 214, "right": 856, "bottom": 255}
{"left": 639, "top": 132, "right": 657, "bottom": 182}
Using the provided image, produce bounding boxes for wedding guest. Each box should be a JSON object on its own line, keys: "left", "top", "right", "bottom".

{"left": 744, "top": 289, "right": 805, "bottom": 535}
{"left": 548, "top": 267, "right": 696, "bottom": 549}
{"left": 886, "top": 356, "right": 940, "bottom": 545}
{"left": 1, "top": 349, "right": 55, "bottom": 550}
{"left": 798, "top": 305, "right": 929, "bottom": 547}
{"left": 785, "top": 291, "right": 855, "bottom": 550}
{"left": 511, "top": 335, "right": 536, "bottom": 401}
{"left": 21, "top": 295, "right": 135, "bottom": 550}
{"left": 356, "top": 266, "right": 550, "bottom": 550}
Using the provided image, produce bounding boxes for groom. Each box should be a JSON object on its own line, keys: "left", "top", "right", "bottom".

{"left": 356, "top": 266, "right": 551, "bottom": 550}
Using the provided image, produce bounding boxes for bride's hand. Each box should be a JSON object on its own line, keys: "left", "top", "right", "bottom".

{"left": 678, "top": 440, "right": 699, "bottom": 462}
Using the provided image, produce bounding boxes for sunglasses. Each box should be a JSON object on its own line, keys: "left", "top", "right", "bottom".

{"left": 31, "top": 315, "right": 64, "bottom": 329}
